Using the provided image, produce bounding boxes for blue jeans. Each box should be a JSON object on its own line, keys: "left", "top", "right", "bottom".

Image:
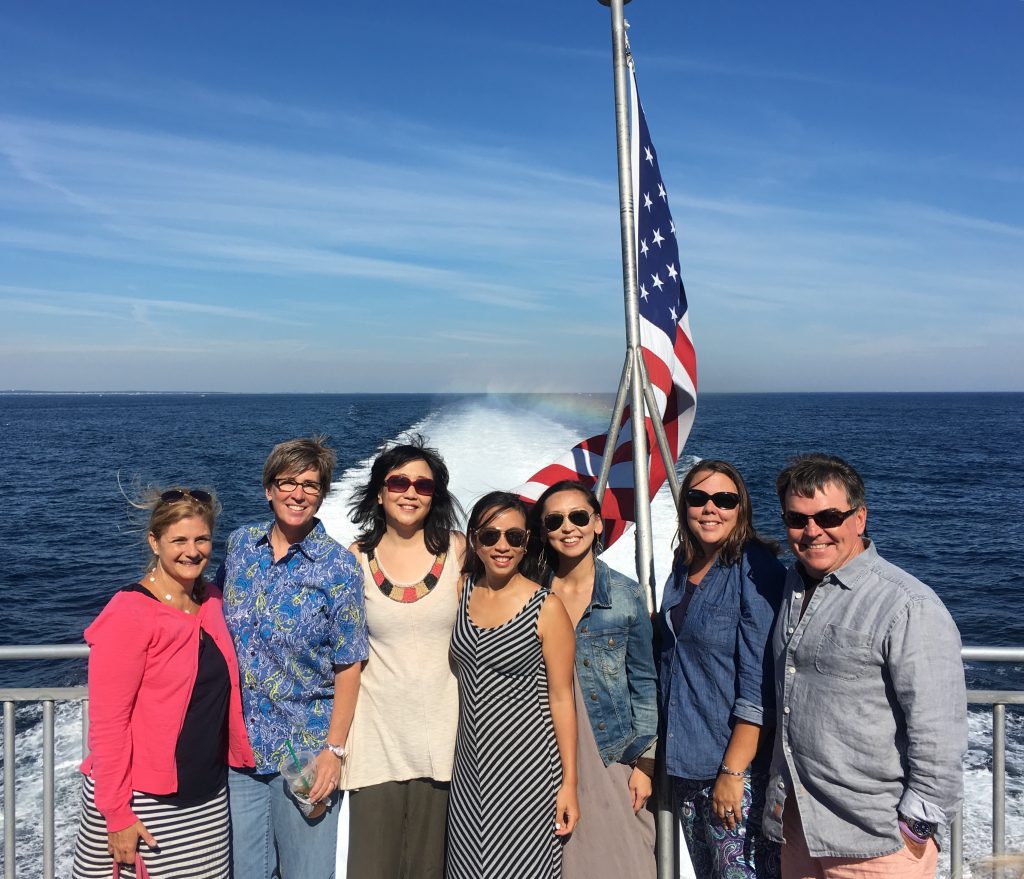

{"left": 228, "top": 768, "right": 340, "bottom": 879}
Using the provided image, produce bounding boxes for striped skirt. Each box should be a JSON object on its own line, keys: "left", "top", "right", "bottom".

{"left": 72, "top": 775, "right": 230, "bottom": 879}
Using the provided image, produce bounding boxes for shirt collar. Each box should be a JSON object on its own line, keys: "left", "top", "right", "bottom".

{"left": 255, "top": 518, "right": 332, "bottom": 562}
{"left": 796, "top": 538, "right": 876, "bottom": 590}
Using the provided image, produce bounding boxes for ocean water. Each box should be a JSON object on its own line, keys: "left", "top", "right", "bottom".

{"left": 0, "top": 391, "right": 1021, "bottom": 877}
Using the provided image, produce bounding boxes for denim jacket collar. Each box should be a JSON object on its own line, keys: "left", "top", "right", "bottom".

{"left": 590, "top": 559, "right": 614, "bottom": 610}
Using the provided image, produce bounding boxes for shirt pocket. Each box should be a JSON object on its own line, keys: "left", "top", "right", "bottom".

{"left": 593, "top": 631, "right": 628, "bottom": 677}
{"left": 814, "top": 623, "right": 872, "bottom": 680}
{"left": 692, "top": 603, "right": 739, "bottom": 648}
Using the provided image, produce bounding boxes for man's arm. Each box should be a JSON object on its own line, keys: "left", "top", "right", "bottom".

{"left": 887, "top": 595, "right": 967, "bottom": 828}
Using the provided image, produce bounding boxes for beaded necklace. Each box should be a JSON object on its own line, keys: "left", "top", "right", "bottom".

{"left": 368, "top": 548, "right": 447, "bottom": 603}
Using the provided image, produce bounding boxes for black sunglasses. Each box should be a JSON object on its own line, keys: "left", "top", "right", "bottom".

{"left": 542, "top": 510, "right": 595, "bottom": 531}
{"left": 685, "top": 489, "right": 740, "bottom": 510}
{"left": 160, "top": 489, "right": 213, "bottom": 506}
{"left": 475, "top": 527, "right": 528, "bottom": 548}
{"left": 781, "top": 508, "right": 858, "bottom": 530}
{"left": 384, "top": 475, "right": 436, "bottom": 497}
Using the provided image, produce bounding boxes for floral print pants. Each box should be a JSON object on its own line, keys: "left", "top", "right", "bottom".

{"left": 674, "top": 774, "right": 781, "bottom": 879}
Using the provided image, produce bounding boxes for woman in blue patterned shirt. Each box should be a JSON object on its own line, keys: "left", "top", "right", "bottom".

{"left": 220, "top": 436, "right": 369, "bottom": 879}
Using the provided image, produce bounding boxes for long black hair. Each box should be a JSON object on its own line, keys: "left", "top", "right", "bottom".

{"left": 349, "top": 435, "right": 462, "bottom": 555}
{"left": 460, "top": 491, "right": 530, "bottom": 582}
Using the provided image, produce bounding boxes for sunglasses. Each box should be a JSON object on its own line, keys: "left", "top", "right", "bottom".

{"left": 160, "top": 489, "right": 213, "bottom": 506}
{"left": 542, "top": 510, "right": 595, "bottom": 531}
{"left": 685, "top": 489, "right": 740, "bottom": 510}
{"left": 384, "top": 475, "right": 436, "bottom": 497}
{"left": 781, "top": 508, "right": 858, "bottom": 530}
{"left": 475, "top": 527, "right": 528, "bottom": 548}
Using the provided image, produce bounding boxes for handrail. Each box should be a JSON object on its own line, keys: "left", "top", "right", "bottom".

{"left": 1, "top": 645, "right": 1021, "bottom": 879}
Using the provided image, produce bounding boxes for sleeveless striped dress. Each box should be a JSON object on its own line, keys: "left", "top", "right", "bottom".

{"left": 446, "top": 582, "right": 563, "bottom": 879}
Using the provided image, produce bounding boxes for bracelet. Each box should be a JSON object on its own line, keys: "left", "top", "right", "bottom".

{"left": 326, "top": 743, "right": 346, "bottom": 759}
{"left": 718, "top": 762, "right": 745, "bottom": 777}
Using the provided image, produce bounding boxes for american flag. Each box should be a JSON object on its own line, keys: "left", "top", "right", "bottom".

{"left": 516, "top": 61, "right": 697, "bottom": 549}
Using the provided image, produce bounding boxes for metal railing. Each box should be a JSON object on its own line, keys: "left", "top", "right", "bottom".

{"left": 1, "top": 645, "right": 1022, "bottom": 879}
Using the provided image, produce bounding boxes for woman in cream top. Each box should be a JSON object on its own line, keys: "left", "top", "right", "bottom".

{"left": 344, "top": 438, "right": 464, "bottom": 879}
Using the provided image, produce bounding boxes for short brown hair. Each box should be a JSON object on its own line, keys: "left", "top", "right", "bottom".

{"left": 775, "top": 453, "right": 866, "bottom": 510}
{"left": 262, "top": 435, "right": 336, "bottom": 495}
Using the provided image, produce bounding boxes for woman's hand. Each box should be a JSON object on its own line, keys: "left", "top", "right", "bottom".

{"left": 107, "top": 820, "right": 156, "bottom": 864}
{"left": 306, "top": 748, "right": 341, "bottom": 804}
{"left": 628, "top": 766, "right": 653, "bottom": 814}
{"left": 711, "top": 773, "right": 745, "bottom": 831}
{"left": 554, "top": 782, "right": 580, "bottom": 836}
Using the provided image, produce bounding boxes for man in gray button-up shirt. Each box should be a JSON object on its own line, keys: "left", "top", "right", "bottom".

{"left": 762, "top": 454, "right": 966, "bottom": 877}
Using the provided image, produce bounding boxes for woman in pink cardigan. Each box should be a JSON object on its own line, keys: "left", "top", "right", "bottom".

{"left": 72, "top": 488, "right": 254, "bottom": 879}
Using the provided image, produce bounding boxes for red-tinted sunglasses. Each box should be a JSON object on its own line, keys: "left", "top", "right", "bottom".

{"left": 384, "top": 475, "right": 436, "bottom": 497}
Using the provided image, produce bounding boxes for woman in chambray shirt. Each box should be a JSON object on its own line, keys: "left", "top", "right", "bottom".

{"left": 658, "top": 461, "right": 784, "bottom": 879}
{"left": 526, "top": 480, "right": 658, "bottom": 878}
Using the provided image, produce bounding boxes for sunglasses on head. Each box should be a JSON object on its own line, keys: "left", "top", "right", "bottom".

{"left": 781, "top": 507, "right": 858, "bottom": 529}
{"left": 384, "top": 475, "right": 436, "bottom": 497}
{"left": 542, "top": 510, "right": 595, "bottom": 531}
{"left": 475, "top": 527, "right": 528, "bottom": 548}
{"left": 685, "top": 489, "right": 740, "bottom": 510}
{"left": 160, "top": 489, "right": 213, "bottom": 506}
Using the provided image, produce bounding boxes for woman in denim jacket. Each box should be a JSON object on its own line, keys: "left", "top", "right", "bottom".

{"left": 658, "top": 461, "right": 784, "bottom": 879}
{"left": 526, "top": 480, "right": 658, "bottom": 878}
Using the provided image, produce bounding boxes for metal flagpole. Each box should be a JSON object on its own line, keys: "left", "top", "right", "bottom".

{"left": 597, "top": 2, "right": 678, "bottom": 878}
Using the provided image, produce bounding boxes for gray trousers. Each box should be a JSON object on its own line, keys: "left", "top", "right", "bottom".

{"left": 346, "top": 778, "right": 449, "bottom": 879}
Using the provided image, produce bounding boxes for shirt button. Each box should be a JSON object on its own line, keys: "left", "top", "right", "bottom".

{"left": 591, "top": 692, "right": 598, "bottom": 702}
{"left": 783, "top": 706, "right": 791, "bottom": 715}
{"left": 778, "top": 782, "right": 785, "bottom": 791}
{"left": 788, "top": 666, "right": 796, "bottom": 674}
{"left": 794, "top": 592, "right": 802, "bottom": 600}
{"left": 598, "top": 722, "right": 606, "bottom": 731}
{"left": 607, "top": 638, "right": 616, "bottom": 647}
{"left": 583, "top": 659, "right": 590, "bottom": 667}
{"left": 787, "top": 627, "right": 794, "bottom": 635}
{"left": 580, "top": 625, "right": 588, "bottom": 633}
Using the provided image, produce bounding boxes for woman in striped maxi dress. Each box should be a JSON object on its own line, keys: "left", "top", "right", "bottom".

{"left": 446, "top": 491, "right": 580, "bottom": 879}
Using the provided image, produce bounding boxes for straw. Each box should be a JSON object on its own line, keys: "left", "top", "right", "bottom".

{"left": 285, "top": 739, "right": 302, "bottom": 772}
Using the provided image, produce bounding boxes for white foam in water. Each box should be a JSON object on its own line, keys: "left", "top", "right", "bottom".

{"left": 7, "top": 396, "right": 1021, "bottom": 877}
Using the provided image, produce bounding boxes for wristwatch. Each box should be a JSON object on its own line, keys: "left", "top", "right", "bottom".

{"left": 326, "top": 743, "right": 347, "bottom": 760}
{"left": 898, "top": 814, "right": 936, "bottom": 841}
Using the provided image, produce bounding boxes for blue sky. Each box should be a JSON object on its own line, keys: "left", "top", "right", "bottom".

{"left": 1, "top": 1, "right": 1021, "bottom": 392}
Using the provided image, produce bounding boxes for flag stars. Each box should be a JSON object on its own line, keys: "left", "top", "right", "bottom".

{"left": 670, "top": 306, "right": 678, "bottom": 322}
{"left": 658, "top": 182, "right": 666, "bottom": 201}
{"left": 652, "top": 228, "right": 665, "bottom": 248}
{"left": 670, "top": 220, "right": 676, "bottom": 236}
{"left": 651, "top": 273, "right": 664, "bottom": 291}
{"left": 640, "top": 284, "right": 650, "bottom": 300}
{"left": 643, "top": 192, "right": 653, "bottom": 211}
{"left": 644, "top": 146, "right": 654, "bottom": 165}
{"left": 667, "top": 263, "right": 679, "bottom": 281}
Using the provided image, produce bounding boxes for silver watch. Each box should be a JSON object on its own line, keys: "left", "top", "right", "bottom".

{"left": 326, "top": 743, "right": 346, "bottom": 759}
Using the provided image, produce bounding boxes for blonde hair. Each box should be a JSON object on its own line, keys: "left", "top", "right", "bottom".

{"left": 140, "top": 487, "right": 220, "bottom": 573}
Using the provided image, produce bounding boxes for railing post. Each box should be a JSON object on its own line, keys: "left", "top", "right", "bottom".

{"left": 3, "top": 701, "right": 15, "bottom": 879}
{"left": 950, "top": 810, "right": 963, "bottom": 879}
{"left": 42, "top": 701, "right": 55, "bottom": 879}
{"left": 992, "top": 703, "right": 1006, "bottom": 861}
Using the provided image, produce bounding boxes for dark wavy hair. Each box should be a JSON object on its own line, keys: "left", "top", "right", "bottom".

{"left": 523, "top": 480, "right": 603, "bottom": 581}
{"left": 349, "top": 436, "right": 462, "bottom": 555}
{"left": 461, "top": 491, "right": 530, "bottom": 582}
{"left": 675, "top": 460, "right": 778, "bottom": 567}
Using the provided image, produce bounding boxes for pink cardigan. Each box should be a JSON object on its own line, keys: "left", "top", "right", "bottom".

{"left": 79, "top": 586, "right": 255, "bottom": 832}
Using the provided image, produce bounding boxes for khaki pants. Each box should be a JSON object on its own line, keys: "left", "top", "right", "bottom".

{"left": 782, "top": 807, "right": 938, "bottom": 879}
